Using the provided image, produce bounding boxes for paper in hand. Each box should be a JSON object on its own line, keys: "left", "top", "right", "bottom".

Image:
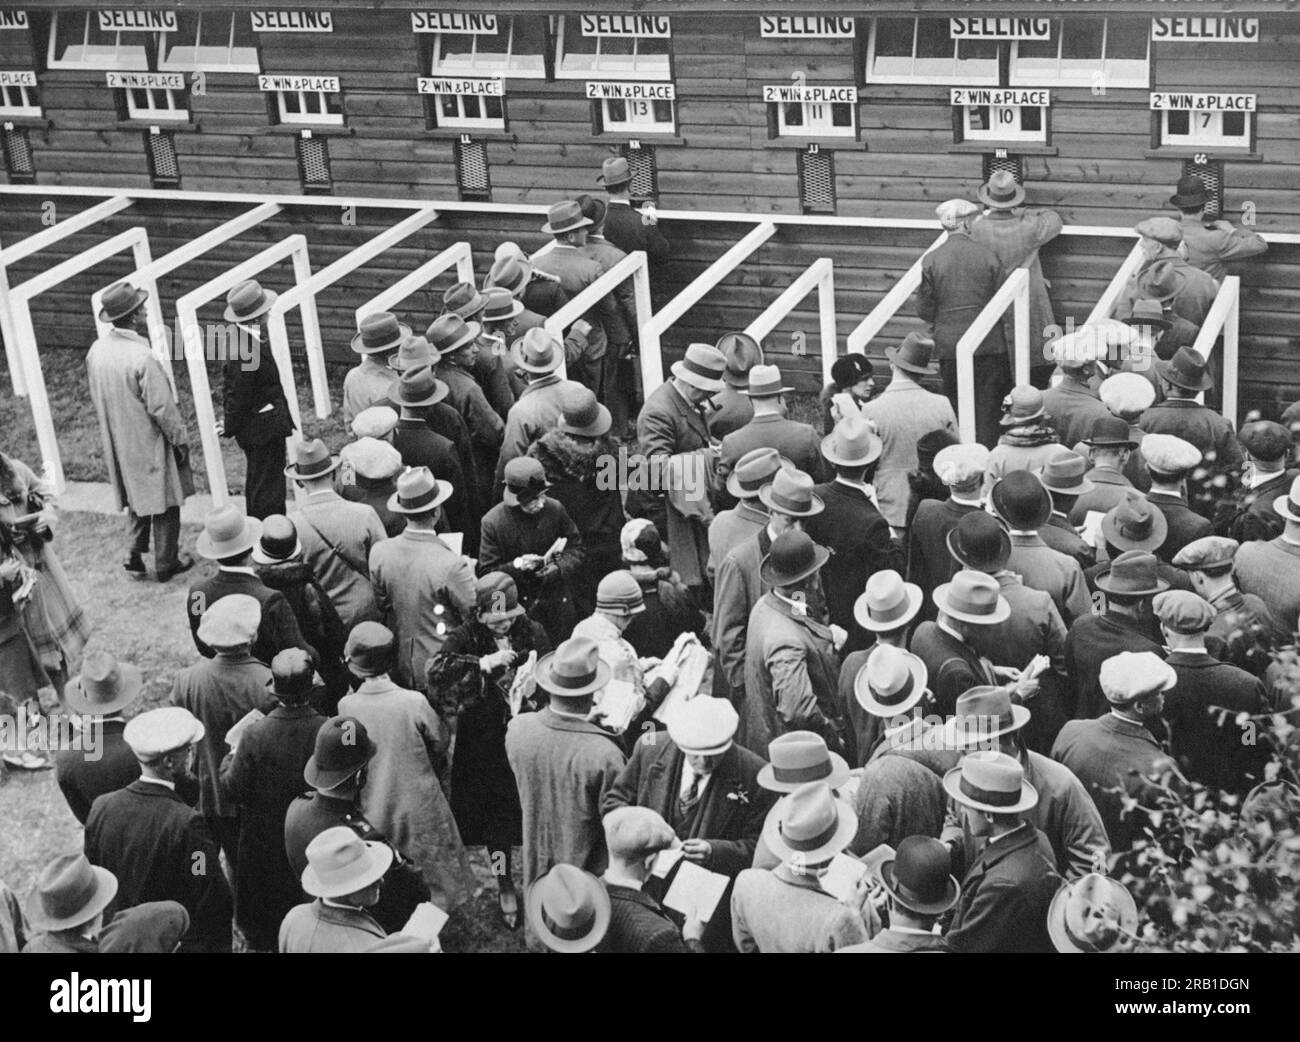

{"left": 402, "top": 901, "right": 449, "bottom": 943}
{"left": 1081, "top": 511, "right": 1107, "bottom": 550}
{"left": 819, "top": 853, "right": 869, "bottom": 903}
{"left": 442, "top": 532, "right": 465, "bottom": 556}
{"left": 544, "top": 537, "right": 567, "bottom": 563}
{"left": 663, "top": 860, "right": 729, "bottom": 923}
{"left": 861, "top": 843, "right": 895, "bottom": 876}
{"left": 651, "top": 845, "right": 684, "bottom": 879}
{"left": 224, "top": 708, "right": 265, "bottom": 750}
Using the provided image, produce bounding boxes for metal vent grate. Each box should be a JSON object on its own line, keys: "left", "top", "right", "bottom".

{"left": 622, "top": 144, "right": 658, "bottom": 205}
{"left": 455, "top": 138, "right": 491, "bottom": 200}
{"left": 982, "top": 153, "right": 1024, "bottom": 184}
{"left": 296, "top": 134, "right": 332, "bottom": 193}
{"left": 1181, "top": 158, "right": 1224, "bottom": 220}
{"left": 798, "top": 149, "right": 836, "bottom": 215}
{"left": 144, "top": 130, "right": 180, "bottom": 187}
{"left": 2, "top": 125, "right": 34, "bottom": 182}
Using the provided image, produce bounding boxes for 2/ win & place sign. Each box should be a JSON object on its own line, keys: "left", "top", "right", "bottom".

{"left": 763, "top": 84, "right": 856, "bottom": 104}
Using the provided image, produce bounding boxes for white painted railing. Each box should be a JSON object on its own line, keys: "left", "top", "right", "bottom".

{"left": 955, "top": 268, "right": 1030, "bottom": 443}
{"left": 1086, "top": 240, "right": 1148, "bottom": 325}
{"left": 356, "top": 241, "right": 475, "bottom": 324}
{"left": 745, "top": 258, "right": 838, "bottom": 388}
{"left": 1193, "top": 275, "right": 1241, "bottom": 426}
{"left": 543, "top": 250, "right": 654, "bottom": 388}
{"left": 846, "top": 232, "right": 948, "bottom": 355}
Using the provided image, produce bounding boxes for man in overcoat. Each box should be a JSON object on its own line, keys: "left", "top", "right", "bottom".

{"left": 716, "top": 364, "right": 824, "bottom": 504}
{"left": 55, "top": 651, "right": 143, "bottom": 824}
{"left": 1138, "top": 346, "right": 1243, "bottom": 473}
{"left": 1170, "top": 174, "right": 1268, "bottom": 281}
{"left": 906, "top": 442, "right": 987, "bottom": 614}
{"left": 1216, "top": 420, "right": 1297, "bottom": 544}
{"left": 707, "top": 446, "right": 781, "bottom": 583}
{"left": 707, "top": 332, "right": 763, "bottom": 440}
{"left": 598, "top": 156, "right": 671, "bottom": 293}
{"left": 342, "top": 311, "right": 406, "bottom": 424}
{"left": 1234, "top": 474, "right": 1300, "bottom": 644}
{"left": 1172, "top": 536, "right": 1275, "bottom": 677}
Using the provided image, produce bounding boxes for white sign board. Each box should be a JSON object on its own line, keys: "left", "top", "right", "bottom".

{"left": 411, "top": 13, "right": 499, "bottom": 34}
{"left": 579, "top": 15, "right": 671, "bottom": 38}
{"left": 763, "top": 84, "right": 857, "bottom": 104}
{"left": 949, "top": 17, "right": 1052, "bottom": 40}
{"left": 106, "top": 72, "right": 185, "bottom": 90}
{"left": 417, "top": 77, "right": 504, "bottom": 96}
{"left": 1150, "top": 92, "right": 1256, "bottom": 112}
{"left": 0, "top": 11, "right": 28, "bottom": 30}
{"left": 759, "top": 16, "right": 854, "bottom": 39}
{"left": 0, "top": 71, "right": 37, "bottom": 87}
{"left": 586, "top": 81, "right": 676, "bottom": 101}
{"left": 1152, "top": 17, "right": 1259, "bottom": 43}
{"left": 250, "top": 11, "right": 334, "bottom": 33}
{"left": 98, "top": 10, "right": 177, "bottom": 32}
{"left": 259, "top": 75, "right": 341, "bottom": 93}
{"left": 952, "top": 88, "right": 1050, "bottom": 107}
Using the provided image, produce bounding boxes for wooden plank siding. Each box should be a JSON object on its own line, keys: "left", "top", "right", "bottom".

{"left": 2, "top": 5, "right": 1298, "bottom": 423}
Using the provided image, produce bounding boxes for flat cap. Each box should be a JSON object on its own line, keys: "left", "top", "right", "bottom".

{"left": 1099, "top": 651, "right": 1177, "bottom": 705}
{"left": 342, "top": 437, "right": 403, "bottom": 481}
{"left": 197, "top": 593, "right": 261, "bottom": 650}
{"left": 1153, "top": 590, "right": 1216, "bottom": 634}
{"left": 351, "top": 405, "right": 399, "bottom": 439}
{"left": 1238, "top": 420, "right": 1291, "bottom": 463}
{"left": 936, "top": 198, "right": 980, "bottom": 227}
{"left": 123, "top": 706, "right": 206, "bottom": 760}
{"left": 1099, "top": 372, "right": 1156, "bottom": 418}
{"left": 1134, "top": 216, "right": 1184, "bottom": 247}
{"left": 1172, "top": 535, "right": 1240, "bottom": 572}
{"left": 666, "top": 696, "right": 738, "bottom": 756}
{"left": 933, "top": 443, "right": 990, "bottom": 486}
{"left": 603, "top": 806, "right": 677, "bottom": 861}
{"left": 1142, "top": 433, "right": 1201, "bottom": 474}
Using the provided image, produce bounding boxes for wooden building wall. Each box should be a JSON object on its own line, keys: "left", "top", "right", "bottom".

{"left": 2, "top": 4, "right": 1298, "bottom": 423}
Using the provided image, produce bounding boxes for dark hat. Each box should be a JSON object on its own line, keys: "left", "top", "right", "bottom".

{"left": 271, "top": 647, "right": 315, "bottom": 698}
{"left": 224, "top": 279, "right": 277, "bottom": 323}
{"left": 251, "top": 513, "right": 302, "bottom": 564}
{"left": 1039, "top": 449, "right": 1095, "bottom": 496}
{"left": 597, "top": 155, "right": 633, "bottom": 187}
{"left": 577, "top": 193, "right": 607, "bottom": 227}
{"left": 990, "top": 470, "right": 1052, "bottom": 530}
{"left": 441, "top": 281, "right": 487, "bottom": 321}
{"left": 978, "top": 169, "right": 1025, "bottom": 210}
{"left": 63, "top": 650, "right": 143, "bottom": 717}
{"left": 485, "top": 255, "right": 532, "bottom": 296}
{"left": 1084, "top": 415, "right": 1139, "bottom": 449}
{"left": 535, "top": 636, "right": 611, "bottom": 699}
{"left": 831, "top": 353, "right": 873, "bottom": 388}
{"left": 390, "top": 364, "right": 450, "bottom": 408}
{"left": 1153, "top": 590, "right": 1215, "bottom": 635}
{"left": 1101, "top": 489, "right": 1169, "bottom": 553}
{"left": 946, "top": 511, "right": 1012, "bottom": 574}
{"left": 502, "top": 456, "right": 551, "bottom": 507}
{"left": 885, "top": 332, "right": 939, "bottom": 376}
{"left": 716, "top": 332, "right": 764, "bottom": 388}
{"left": 426, "top": 313, "right": 481, "bottom": 355}
{"left": 1239, "top": 420, "right": 1291, "bottom": 463}
{"left": 480, "top": 286, "right": 524, "bottom": 324}
{"left": 345, "top": 621, "right": 396, "bottom": 678}
{"left": 98, "top": 901, "right": 190, "bottom": 954}
{"left": 388, "top": 334, "right": 441, "bottom": 373}
{"left": 541, "top": 199, "right": 593, "bottom": 236}
{"left": 477, "top": 572, "right": 524, "bottom": 622}
{"left": 25, "top": 853, "right": 118, "bottom": 932}
{"left": 351, "top": 311, "right": 410, "bottom": 355}
{"left": 760, "top": 529, "right": 830, "bottom": 588}
{"left": 98, "top": 281, "right": 149, "bottom": 323}
{"left": 1156, "top": 345, "right": 1214, "bottom": 393}
{"left": 1093, "top": 549, "right": 1168, "bottom": 598}
{"left": 557, "top": 385, "right": 612, "bottom": 438}
{"left": 305, "top": 715, "right": 377, "bottom": 790}
{"left": 1169, "top": 174, "right": 1210, "bottom": 209}
{"left": 284, "top": 437, "right": 341, "bottom": 480}
{"left": 1136, "top": 259, "right": 1187, "bottom": 305}
{"left": 1120, "top": 298, "right": 1172, "bottom": 332}
{"left": 940, "top": 685, "right": 1030, "bottom": 747}
{"left": 916, "top": 428, "right": 961, "bottom": 470}
{"left": 879, "top": 836, "right": 960, "bottom": 917}
{"left": 726, "top": 446, "right": 792, "bottom": 500}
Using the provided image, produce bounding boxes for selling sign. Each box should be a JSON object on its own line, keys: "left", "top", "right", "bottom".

{"left": 412, "top": 13, "right": 499, "bottom": 34}
{"left": 952, "top": 88, "right": 1050, "bottom": 107}
{"left": 0, "top": 11, "right": 28, "bottom": 30}
{"left": 417, "top": 77, "right": 503, "bottom": 96}
{"left": 259, "top": 75, "right": 340, "bottom": 93}
{"left": 759, "top": 16, "right": 854, "bottom": 38}
{"left": 1152, "top": 18, "right": 1259, "bottom": 42}
{"left": 106, "top": 72, "right": 184, "bottom": 89}
{"left": 98, "top": 10, "right": 176, "bottom": 32}
{"left": 586, "top": 81, "right": 676, "bottom": 101}
{"left": 949, "top": 17, "right": 1052, "bottom": 40}
{"left": 250, "top": 11, "right": 334, "bottom": 33}
{"left": 579, "top": 15, "right": 671, "bottom": 38}
{"left": 1150, "top": 92, "right": 1256, "bottom": 111}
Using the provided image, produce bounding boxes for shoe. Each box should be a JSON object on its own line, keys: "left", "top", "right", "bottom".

{"left": 2, "top": 751, "right": 51, "bottom": 771}
{"left": 497, "top": 884, "right": 520, "bottom": 930}
{"left": 124, "top": 554, "right": 147, "bottom": 576}
{"left": 157, "top": 555, "right": 195, "bottom": 583}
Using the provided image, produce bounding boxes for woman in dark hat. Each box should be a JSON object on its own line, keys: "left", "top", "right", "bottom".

{"left": 425, "top": 573, "right": 552, "bottom": 929}
{"left": 618, "top": 518, "right": 706, "bottom": 660}
{"left": 902, "top": 428, "right": 961, "bottom": 535}
{"left": 820, "top": 353, "right": 876, "bottom": 433}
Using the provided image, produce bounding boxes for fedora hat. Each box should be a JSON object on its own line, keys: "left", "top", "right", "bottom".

{"left": 477, "top": 571, "right": 525, "bottom": 623}
{"left": 1049, "top": 873, "right": 1138, "bottom": 953}
{"left": 853, "top": 569, "right": 923, "bottom": 633}
{"left": 932, "top": 569, "right": 1011, "bottom": 626}
{"left": 345, "top": 621, "right": 396, "bottom": 678}
{"left": 1169, "top": 173, "right": 1210, "bottom": 210}
{"left": 387, "top": 334, "right": 440, "bottom": 373}
{"left": 224, "top": 279, "right": 277, "bottom": 324}
{"left": 978, "top": 169, "right": 1025, "bottom": 210}
{"left": 63, "top": 650, "right": 143, "bottom": 717}
{"left": 939, "top": 685, "right": 1031, "bottom": 748}
{"left": 999, "top": 385, "right": 1046, "bottom": 427}
{"left": 946, "top": 510, "right": 1012, "bottom": 573}
{"left": 884, "top": 332, "right": 939, "bottom": 376}
{"left": 426, "top": 313, "right": 481, "bottom": 356}
{"left": 597, "top": 155, "right": 633, "bottom": 187}
{"left": 390, "top": 364, "right": 449, "bottom": 408}
{"left": 541, "top": 199, "right": 592, "bottom": 236}
{"left": 387, "top": 465, "right": 453, "bottom": 515}
{"left": 285, "top": 437, "right": 341, "bottom": 480}
{"left": 1136, "top": 259, "right": 1186, "bottom": 304}
{"left": 98, "top": 281, "right": 148, "bottom": 323}
{"left": 1084, "top": 415, "right": 1139, "bottom": 449}
{"left": 195, "top": 504, "right": 262, "bottom": 560}
{"left": 1039, "top": 449, "right": 1095, "bottom": 496}
{"left": 305, "top": 716, "right": 377, "bottom": 789}
{"left": 1273, "top": 474, "right": 1300, "bottom": 524}
{"left": 990, "top": 470, "right": 1052, "bottom": 530}
{"left": 350, "top": 311, "right": 409, "bottom": 355}
{"left": 757, "top": 730, "right": 851, "bottom": 793}
{"left": 758, "top": 468, "right": 824, "bottom": 518}
{"left": 761, "top": 781, "right": 857, "bottom": 866}
{"left": 485, "top": 254, "right": 532, "bottom": 296}
{"left": 726, "top": 446, "right": 792, "bottom": 500}
{"left": 1101, "top": 491, "right": 1169, "bottom": 554}
{"left": 1120, "top": 298, "right": 1172, "bottom": 332}
{"left": 578, "top": 194, "right": 607, "bottom": 227}
{"left": 481, "top": 286, "right": 524, "bottom": 324}
{"left": 740, "top": 363, "right": 793, "bottom": 399}
{"left": 25, "top": 853, "right": 118, "bottom": 932}
{"left": 251, "top": 513, "right": 303, "bottom": 565}
{"left": 526, "top": 864, "right": 611, "bottom": 954}
{"left": 442, "top": 281, "right": 487, "bottom": 321}
{"left": 535, "top": 636, "right": 611, "bottom": 699}
{"left": 854, "top": 643, "right": 928, "bottom": 718}
{"left": 557, "top": 386, "right": 612, "bottom": 438}
{"left": 1093, "top": 548, "right": 1169, "bottom": 597}
{"left": 716, "top": 332, "right": 764, "bottom": 388}
{"left": 511, "top": 327, "right": 564, "bottom": 374}
{"left": 821, "top": 415, "right": 883, "bottom": 468}
{"left": 502, "top": 456, "right": 551, "bottom": 507}
{"left": 670, "top": 343, "right": 727, "bottom": 394}
{"left": 879, "top": 836, "right": 960, "bottom": 917}
{"left": 760, "top": 529, "right": 830, "bottom": 588}
{"left": 666, "top": 696, "right": 738, "bottom": 757}
{"left": 301, "top": 826, "right": 393, "bottom": 900}
{"left": 943, "top": 750, "right": 1038, "bottom": 815}
{"left": 1156, "top": 344, "right": 1214, "bottom": 392}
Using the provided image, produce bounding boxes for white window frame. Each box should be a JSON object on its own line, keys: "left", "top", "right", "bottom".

{"left": 773, "top": 97, "right": 857, "bottom": 139}
{"left": 1010, "top": 18, "right": 1149, "bottom": 89}
{"left": 430, "top": 16, "right": 546, "bottom": 79}
{"left": 430, "top": 92, "right": 506, "bottom": 131}
{"left": 866, "top": 17, "right": 1000, "bottom": 86}
{"left": 1160, "top": 109, "right": 1252, "bottom": 150}
{"left": 273, "top": 89, "right": 344, "bottom": 127}
{"left": 961, "top": 104, "right": 1048, "bottom": 144}
{"left": 123, "top": 85, "right": 189, "bottom": 122}
{"left": 0, "top": 82, "right": 41, "bottom": 118}
{"left": 46, "top": 11, "right": 150, "bottom": 71}
{"left": 158, "top": 12, "right": 261, "bottom": 74}
{"left": 599, "top": 96, "right": 676, "bottom": 134}
{"left": 553, "top": 15, "right": 672, "bottom": 81}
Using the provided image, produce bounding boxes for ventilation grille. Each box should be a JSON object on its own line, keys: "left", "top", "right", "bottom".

{"left": 798, "top": 149, "right": 836, "bottom": 215}
{"left": 1182, "top": 158, "right": 1224, "bottom": 221}
{"left": 2, "top": 125, "right": 34, "bottom": 183}
{"left": 982, "top": 153, "right": 1024, "bottom": 184}
{"left": 296, "top": 134, "right": 332, "bottom": 194}
{"left": 622, "top": 144, "right": 658, "bottom": 204}
{"left": 455, "top": 138, "right": 490, "bottom": 201}
{"left": 144, "top": 130, "right": 180, "bottom": 187}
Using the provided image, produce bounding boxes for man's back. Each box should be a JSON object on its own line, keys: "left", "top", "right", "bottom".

{"left": 862, "top": 382, "right": 958, "bottom": 528}
{"left": 1065, "top": 612, "right": 1163, "bottom": 719}
{"left": 731, "top": 866, "right": 871, "bottom": 953}
{"left": 1163, "top": 650, "right": 1268, "bottom": 794}
{"left": 55, "top": 720, "right": 139, "bottom": 824}
{"left": 186, "top": 568, "right": 310, "bottom": 664}
{"left": 1138, "top": 399, "right": 1243, "bottom": 472}
{"left": 293, "top": 492, "right": 386, "bottom": 629}
{"left": 279, "top": 900, "right": 385, "bottom": 953}
{"left": 603, "top": 884, "right": 690, "bottom": 953}
{"left": 946, "top": 823, "right": 1058, "bottom": 953}
{"left": 1233, "top": 536, "right": 1300, "bottom": 644}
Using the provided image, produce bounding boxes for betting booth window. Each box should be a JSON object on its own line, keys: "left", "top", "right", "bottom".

{"left": 424, "top": 14, "right": 546, "bottom": 79}
{"left": 1155, "top": 95, "right": 1254, "bottom": 151}
{"left": 1010, "top": 18, "right": 1149, "bottom": 88}
{"left": 0, "top": 74, "right": 41, "bottom": 118}
{"left": 421, "top": 79, "right": 506, "bottom": 131}
{"left": 262, "top": 76, "right": 345, "bottom": 127}
{"left": 46, "top": 10, "right": 153, "bottom": 71}
{"left": 867, "top": 17, "right": 998, "bottom": 85}
{"left": 158, "top": 12, "right": 260, "bottom": 74}
{"left": 768, "top": 84, "right": 857, "bottom": 139}
{"left": 590, "top": 82, "right": 676, "bottom": 135}
{"left": 115, "top": 76, "right": 190, "bottom": 122}
{"left": 955, "top": 90, "right": 1049, "bottom": 145}
{"left": 554, "top": 15, "right": 672, "bottom": 81}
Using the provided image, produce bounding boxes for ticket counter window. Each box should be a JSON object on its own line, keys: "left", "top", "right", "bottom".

{"left": 555, "top": 17, "right": 672, "bottom": 80}
{"left": 1161, "top": 109, "right": 1250, "bottom": 150}
{"left": 0, "top": 82, "right": 40, "bottom": 118}
{"left": 1010, "top": 18, "right": 1149, "bottom": 88}
{"left": 47, "top": 11, "right": 149, "bottom": 71}
{"left": 159, "top": 13, "right": 260, "bottom": 73}
{"left": 599, "top": 96, "right": 675, "bottom": 134}
{"left": 432, "top": 92, "right": 506, "bottom": 131}
{"left": 431, "top": 16, "right": 546, "bottom": 79}
{"left": 776, "top": 98, "right": 855, "bottom": 138}
{"left": 124, "top": 85, "right": 188, "bottom": 122}
{"left": 962, "top": 104, "right": 1046, "bottom": 144}
{"left": 867, "top": 18, "right": 998, "bottom": 85}
{"left": 273, "top": 89, "right": 344, "bottom": 128}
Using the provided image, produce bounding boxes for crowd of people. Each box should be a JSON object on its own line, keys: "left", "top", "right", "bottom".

{"left": 3, "top": 161, "right": 1296, "bottom": 955}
